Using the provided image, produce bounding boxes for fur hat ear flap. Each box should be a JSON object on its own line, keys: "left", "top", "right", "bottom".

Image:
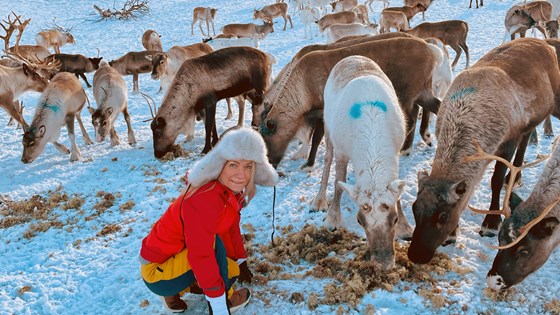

{"left": 187, "top": 127, "right": 278, "bottom": 187}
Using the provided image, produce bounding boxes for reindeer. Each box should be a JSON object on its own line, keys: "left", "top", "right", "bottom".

{"left": 191, "top": 7, "right": 217, "bottom": 37}
{"left": 146, "top": 43, "right": 213, "bottom": 94}
{"left": 301, "top": 6, "right": 322, "bottom": 39}
{"left": 503, "top": 1, "right": 553, "bottom": 42}
{"left": 36, "top": 29, "right": 75, "bottom": 54}
{"left": 365, "top": 0, "right": 390, "bottom": 10}
{"left": 381, "top": 3, "right": 427, "bottom": 23}
{"left": 331, "top": 0, "right": 359, "bottom": 12}
{"left": 8, "top": 45, "right": 50, "bottom": 62}
{"left": 325, "top": 22, "right": 378, "bottom": 43}
{"left": 150, "top": 47, "right": 272, "bottom": 157}
{"left": 404, "top": 0, "right": 432, "bottom": 20}
{"left": 352, "top": 4, "right": 371, "bottom": 24}
{"left": 469, "top": 140, "right": 560, "bottom": 291}
{"left": 141, "top": 30, "right": 162, "bottom": 51}
{"left": 379, "top": 10, "right": 409, "bottom": 33}
{"left": 317, "top": 11, "right": 358, "bottom": 33}
{"left": 407, "top": 38, "right": 560, "bottom": 264}
{"left": 21, "top": 72, "right": 93, "bottom": 163}
{"left": 469, "top": 0, "right": 483, "bottom": 9}
{"left": 221, "top": 22, "right": 274, "bottom": 39}
{"left": 109, "top": 50, "right": 158, "bottom": 93}
{"left": 405, "top": 20, "right": 470, "bottom": 69}
{"left": 45, "top": 53, "right": 103, "bottom": 88}
{"left": 312, "top": 56, "right": 412, "bottom": 268}
{"left": 259, "top": 36, "right": 442, "bottom": 168}
{"left": 253, "top": 3, "right": 293, "bottom": 31}
{"left": 87, "top": 60, "right": 135, "bottom": 146}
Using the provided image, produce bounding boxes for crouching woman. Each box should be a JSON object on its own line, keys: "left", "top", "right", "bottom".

{"left": 139, "top": 127, "right": 278, "bottom": 314}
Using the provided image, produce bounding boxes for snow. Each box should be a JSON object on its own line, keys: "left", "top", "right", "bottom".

{"left": 1, "top": 0, "right": 559, "bottom": 314}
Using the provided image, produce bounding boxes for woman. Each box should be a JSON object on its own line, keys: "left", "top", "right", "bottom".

{"left": 140, "top": 127, "right": 278, "bottom": 314}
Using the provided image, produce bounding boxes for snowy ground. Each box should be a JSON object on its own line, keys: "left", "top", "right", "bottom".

{"left": 0, "top": 0, "right": 559, "bottom": 314}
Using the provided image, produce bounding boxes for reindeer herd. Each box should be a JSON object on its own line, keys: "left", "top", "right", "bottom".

{"left": 2, "top": 0, "right": 560, "bottom": 294}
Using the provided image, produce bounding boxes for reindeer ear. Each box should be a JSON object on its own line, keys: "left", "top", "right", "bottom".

{"left": 388, "top": 180, "right": 405, "bottom": 198}
{"left": 87, "top": 106, "right": 95, "bottom": 115}
{"left": 530, "top": 217, "right": 559, "bottom": 239}
{"left": 447, "top": 180, "right": 467, "bottom": 204}
{"left": 338, "top": 181, "right": 358, "bottom": 200}
{"left": 37, "top": 125, "right": 46, "bottom": 138}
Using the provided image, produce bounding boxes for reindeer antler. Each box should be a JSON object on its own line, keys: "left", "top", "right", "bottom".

{"left": 463, "top": 140, "right": 549, "bottom": 218}
{"left": 0, "top": 12, "right": 27, "bottom": 54}
{"left": 140, "top": 92, "right": 157, "bottom": 122}
{"left": 488, "top": 196, "right": 560, "bottom": 250}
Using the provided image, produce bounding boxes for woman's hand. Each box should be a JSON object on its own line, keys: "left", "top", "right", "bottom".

{"left": 238, "top": 261, "right": 253, "bottom": 284}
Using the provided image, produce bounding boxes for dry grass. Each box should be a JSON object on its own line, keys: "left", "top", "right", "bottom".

{"left": 18, "top": 286, "right": 32, "bottom": 295}
{"left": 253, "top": 224, "right": 458, "bottom": 310}
{"left": 97, "top": 223, "right": 122, "bottom": 237}
{"left": 159, "top": 144, "right": 189, "bottom": 161}
{"left": 119, "top": 200, "right": 136, "bottom": 212}
{"left": 544, "top": 299, "right": 560, "bottom": 314}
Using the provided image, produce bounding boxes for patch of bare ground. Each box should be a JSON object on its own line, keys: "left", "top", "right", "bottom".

{"left": 252, "top": 224, "right": 464, "bottom": 310}
{"left": 545, "top": 299, "right": 560, "bottom": 314}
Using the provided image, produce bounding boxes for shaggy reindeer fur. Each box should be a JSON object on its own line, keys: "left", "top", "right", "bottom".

{"left": 22, "top": 73, "right": 93, "bottom": 163}
{"left": 408, "top": 38, "right": 560, "bottom": 264}
{"left": 141, "top": 30, "right": 163, "bottom": 51}
{"left": 487, "top": 139, "right": 560, "bottom": 290}
{"left": 312, "top": 56, "right": 412, "bottom": 269}
{"left": 260, "top": 36, "right": 441, "bottom": 168}
{"left": 89, "top": 60, "right": 135, "bottom": 146}
{"left": 150, "top": 47, "right": 271, "bottom": 157}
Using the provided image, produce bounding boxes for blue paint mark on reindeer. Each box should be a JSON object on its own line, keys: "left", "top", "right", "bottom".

{"left": 349, "top": 101, "right": 387, "bottom": 119}
{"left": 450, "top": 87, "right": 477, "bottom": 101}
{"left": 43, "top": 103, "right": 61, "bottom": 113}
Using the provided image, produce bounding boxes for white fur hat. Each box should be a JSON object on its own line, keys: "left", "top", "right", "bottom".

{"left": 188, "top": 127, "right": 278, "bottom": 187}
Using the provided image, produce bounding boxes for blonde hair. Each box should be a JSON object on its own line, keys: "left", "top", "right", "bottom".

{"left": 183, "top": 160, "right": 257, "bottom": 205}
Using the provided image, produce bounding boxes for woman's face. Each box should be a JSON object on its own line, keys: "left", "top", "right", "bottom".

{"left": 218, "top": 160, "right": 254, "bottom": 193}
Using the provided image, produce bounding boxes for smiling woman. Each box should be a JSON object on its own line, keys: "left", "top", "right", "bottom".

{"left": 139, "top": 126, "right": 277, "bottom": 314}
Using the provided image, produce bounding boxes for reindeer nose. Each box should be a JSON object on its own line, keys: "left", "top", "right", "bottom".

{"left": 486, "top": 270, "right": 507, "bottom": 291}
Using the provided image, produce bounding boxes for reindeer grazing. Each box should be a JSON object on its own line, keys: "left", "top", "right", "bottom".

{"left": 141, "top": 30, "right": 162, "bottom": 51}
{"left": 88, "top": 60, "right": 135, "bottom": 146}
{"left": 469, "top": 0, "right": 483, "bottom": 9}
{"left": 503, "top": 1, "right": 553, "bottom": 42}
{"left": 379, "top": 10, "right": 409, "bottom": 33}
{"left": 221, "top": 22, "right": 274, "bottom": 39}
{"left": 36, "top": 29, "right": 75, "bottom": 54}
{"left": 324, "top": 22, "right": 379, "bottom": 43}
{"left": 405, "top": 0, "right": 432, "bottom": 20}
{"left": 109, "top": 50, "right": 158, "bottom": 93}
{"left": 472, "top": 140, "right": 560, "bottom": 291}
{"left": 192, "top": 7, "right": 217, "bottom": 37}
{"left": 317, "top": 11, "right": 358, "bottom": 33}
{"left": 21, "top": 72, "right": 93, "bottom": 163}
{"left": 259, "top": 36, "right": 441, "bottom": 168}
{"left": 146, "top": 43, "right": 213, "bottom": 94}
{"left": 331, "top": 0, "right": 359, "bottom": 12}
{"left": 312, "top": 56, "right": 412, "bottom": 268}
{"left": 253, "top": 3, "right": 293, "bottom": 31}
{"left": 405, "top": 20, "right": 470, "bottom": 69}
{"left": 407, "top": 38, "right": 560, "bottom": 264}
{"left": 150, "top": 46, "right": 272, "bottom": 157}
{"left": 382, "top": 3, "right": 427, "bottom": 23}
{"left": 46, "top": 53, "right": 103, "bottom": 88}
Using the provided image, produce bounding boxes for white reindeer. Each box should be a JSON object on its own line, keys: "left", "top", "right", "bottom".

{"left": 21, "top": 72, "right": 93, "bottom": 163}
{"left": 311, "top": 55, "right": 413, "bottom": 268}
{"left": 88, "top": 60, "right": 135, "bottom": 146}
{"left": 191, "top": 7, "right": 217, "bottom": 36}
{"left": 301, "top": 6, "right": 322, "bottom": 38}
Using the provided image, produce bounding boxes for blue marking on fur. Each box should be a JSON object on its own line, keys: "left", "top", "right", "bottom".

{"left": 349, "top": 101, "right": 387, "bottom": 119}
{"left": 43, "top": 103, "right": 61, "bottom": 113}
{"left": 450, "top": 87, "right": 477, "bottom": 101}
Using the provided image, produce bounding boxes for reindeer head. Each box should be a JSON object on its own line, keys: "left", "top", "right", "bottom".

{"left": 487, "top": 194, "right": 560, "bottom": 290}
{"left": 22, "top": 63, "right": 49, "bottom": 91}
{"left": 407, "top": 170, "right": 467, "bottom": 264}
{"left": 342, "top": 180, "right": 405, "bottom": 270}
{"left": 21, "top": 123, "right": 55, "bottom": 163}
{"left": 90, "top": 106, "right": 114, "bottom": 142}
{"left": 146, "top": 52, "right": 167, "bottom": 80}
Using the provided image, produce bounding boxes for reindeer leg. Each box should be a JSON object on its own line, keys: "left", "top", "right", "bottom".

{"left": 419, "top": 110, "right": 433, "bottom": 147}
{"left": 234, "top": 96, "right": 245, "bottom": 127}
{"left": 191, "top": 19, "right": 196, "bottom": 35}
{"left": 75, "top": 112, "right": 93, "bottom": 145}
{"left": 212, "top": 20, "right": 216, "bottom": 36}
{"left": 133, "top": 73, "right": 139, "bottom": 94}
{"left": 504, "top": 131, "right": 531, "bottom": 188}
{"left": 400, "top": 103, "right": 419, "bottom": 156}
{"left": 543, "top": 116, "right": 554, "bottom": 137}
{"left": 480, "top": 140, "right": 517, "bottom": 237}
{"left": 53, "top": 141, "right": 70, "bottom": 154}
{"left": 302, "top": 116, "right": 324, "bottom": 170}
{"left": 123, "top": 107, "right": 136, "bottom": 145}
{"left": 202, "top": 102, "right": 216, "bottom": 154}
{"left": 78, "top": 73, "right": 92, "bottom": 88}
{"left": 66, "top": 116, "right": 82, "bottom": 162}
{"left": 205, "top": 20, "right": 210, "bottom": 37}
{"left": 450, "top": 44, "right": 462, "bottom": 70}
{"left": 311, "top": 128, "right": 333, "bottom": 212}
{"left": 529, "top": 127, "right": 539, "bottom": 145}
{"left": 460, "top": 42, "right": 470, "bottom": 68}
{"left": 199, "top": 21, "right": 206, "bottom": 37}
{"left": 2, "top": 100, "right": 28, "bottom": 130}
{"left": 326, "top": 156, "right": 348, "bottom": 228}
{"left": 109, "top": 126, "right": 121, "bottom": 146}
{"left": 396, "top": 200, "right": 413, "bottom": 240}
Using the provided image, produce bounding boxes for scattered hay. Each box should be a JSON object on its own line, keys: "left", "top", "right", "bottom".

{"left": 418, "top": 285, "right": 450, "bottom": 308}
{"left": 289, "top": 292, "right": 304, "bottom": 304}
{"left": 61, "top": 196, "right": 85, "bottom": 210}
{"left": 23, "top": 220, "right": 63, "bottom": 239}
{"left": 482, "top": 287, "right": 517, "bottom": 302}
{"left": 93, "top": 192, "right": 116, "bottom": 213}
{"left": 254, "top": 224, "right": 455, "bottom": 309}
{"left": 97, "top": 223, "right": 122, "bottom": 237}
{"left": 544, "top": 299, "right": 560, "bottom": 314}
{"left": 159, "top": 145, "right": 189, "bottom": 161}
{"left": 101, "top": 167, "right": 108, "bottom": 172}
{"left": 308, "top": 292, "right": 319, "bottom": 310}
{"left": 139, "top": 300, "right": 149, "bottom": 308}
{"left": 119, "top": 200, "right": 136, "bottom": 212}
{"left": 18, "top": 286, "right": 32, "bottom": 295}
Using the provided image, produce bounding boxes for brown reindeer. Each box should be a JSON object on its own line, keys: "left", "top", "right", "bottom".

{"left": 109, "top": 50, "right": 158, "bottom": 93}
{"left": 253, "top": 3, "right": 293, "bottom": 31}
{"left": 404, "top": 0, "right": 432, "bottom": 20}
{"left": 404, "top": 20, "right": 470, "bottom": 69}
{"left": 260, "top": 36, "right": 441, "bottom": 168}
{"left": 36, "top": 29, "right": 75, "bottom": 54}
{"left": 382, "top": 3, "right": 427, "bottom": 23}
{"left": 192, "top": 7, "right": 217, "bottom": 36}
{"left": 150, "top": 47, "right": 272, "bottom": 157}
{"left": 317, "top": 11, "right": 358, "bottom": 33}
{"left": 141, "top": 30, "right": 162, "bottom": 51}
{"left": 503, "top": 1, "right": 552, "bottom": 41}
{"left": 221, "top": 22, "right": 274, "bottom": 39}
{"left": 45, "top": 53, "right": 103, "bottom": 88}
{"left": 8, "top": 45, "right": 50, "bottom": 62}
{"left": 407, "top": 38, "right": 560, "bottom": 264}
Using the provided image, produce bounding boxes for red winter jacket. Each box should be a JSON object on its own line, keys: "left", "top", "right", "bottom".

{"left": 140, "top": 180, "right": 247, "bottom": 297}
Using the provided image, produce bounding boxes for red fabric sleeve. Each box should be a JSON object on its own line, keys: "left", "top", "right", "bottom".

{"left": 183, "top": 194, "right": 225, "bottom": 298}
{"left": 228, "top": 212, "right": 247, "bottom": 260}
